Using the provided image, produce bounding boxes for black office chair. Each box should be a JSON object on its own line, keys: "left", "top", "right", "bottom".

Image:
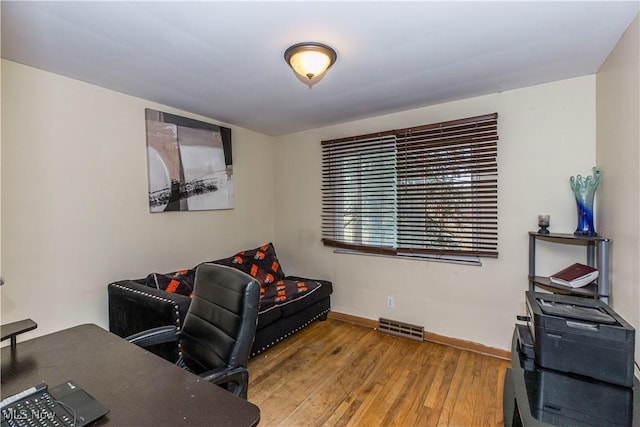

{"left": 126, "top": 263, "right": 260, "bottom": 399}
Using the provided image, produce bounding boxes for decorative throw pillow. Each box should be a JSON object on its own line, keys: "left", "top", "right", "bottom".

{"left": 213, "top": 243, "right": 285, "bottom": 288}
{"left": 146, "top": 269, "right": 195, "bottom": 297}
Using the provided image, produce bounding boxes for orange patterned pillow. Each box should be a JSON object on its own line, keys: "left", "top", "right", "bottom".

{"left": 146, "top": 269, "right": 195, "bottom": 297}
{"left": 213, "top": 243, "right": 285, "bottom": 288}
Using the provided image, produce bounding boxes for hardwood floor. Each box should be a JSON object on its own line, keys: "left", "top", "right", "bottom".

{"left": 248, "top": 319, "right": 510, "bottom": 427}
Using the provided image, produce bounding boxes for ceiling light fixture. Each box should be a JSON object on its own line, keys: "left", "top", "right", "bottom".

{"left": 284, "top": 42, "right": 337, "bottom": 88}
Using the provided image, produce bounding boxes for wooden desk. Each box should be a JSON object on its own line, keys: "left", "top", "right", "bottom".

{"left": 1, "top": 324, "right": 260, "bottom": 426}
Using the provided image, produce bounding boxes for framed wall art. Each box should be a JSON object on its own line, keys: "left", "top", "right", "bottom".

{"left": 145, "top": 108, "right": 233, "bottom": 212}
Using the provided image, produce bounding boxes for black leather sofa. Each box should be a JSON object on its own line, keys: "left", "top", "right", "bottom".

{"left": 108, "top": 244, "right": 332, "bottom": 361}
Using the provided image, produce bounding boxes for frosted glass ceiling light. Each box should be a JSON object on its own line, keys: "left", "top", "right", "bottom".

{"left": 285, "top": 42, "right": 337, "bottom": 88}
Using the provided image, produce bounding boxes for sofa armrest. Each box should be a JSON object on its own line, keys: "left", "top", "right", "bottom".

{"left": 108, "top": 280, "right": 191, "bottom": 338}
{"left": 284, "top": 275, "right": 333, "bottom": 291}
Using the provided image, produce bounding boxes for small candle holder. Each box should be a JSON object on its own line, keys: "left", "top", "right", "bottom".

{"left": 538, "top": 214, "right": 550, "bottom": 234}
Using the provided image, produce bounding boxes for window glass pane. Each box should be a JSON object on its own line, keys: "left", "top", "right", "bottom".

{"left": 322, "top": 136, "right": 396, "bottom": 251}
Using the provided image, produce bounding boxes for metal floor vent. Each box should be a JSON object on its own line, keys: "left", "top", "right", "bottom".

{"left": 377, "top": 318, "right": 424, "bottom": 341}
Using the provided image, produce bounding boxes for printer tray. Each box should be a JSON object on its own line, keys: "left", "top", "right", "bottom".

{"left": 524, "top": 363, "right": 632, "bottom": 426}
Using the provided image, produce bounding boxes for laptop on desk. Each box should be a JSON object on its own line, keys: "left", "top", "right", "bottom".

{"left": 1, "top": 380, "right": 108, "bottom": 427}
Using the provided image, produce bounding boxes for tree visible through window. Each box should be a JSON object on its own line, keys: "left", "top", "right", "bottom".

{"left": 321, "top": 113, "right": 498, "bottom": 258}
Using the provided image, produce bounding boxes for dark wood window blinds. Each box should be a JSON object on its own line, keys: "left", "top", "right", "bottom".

{"left": 321, "top": 113, "right": 498, "bottom": 258}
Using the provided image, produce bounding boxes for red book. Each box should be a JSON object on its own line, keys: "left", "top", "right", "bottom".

{"left": 549, "top": 263, "right": 599, "bottom": 288}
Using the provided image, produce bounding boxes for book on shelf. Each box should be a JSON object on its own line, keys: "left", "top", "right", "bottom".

{"left": 549, "top": 263, "right": 599, "bottom": 288}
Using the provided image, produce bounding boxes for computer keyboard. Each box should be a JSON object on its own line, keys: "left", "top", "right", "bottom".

{"left": 1, "top": 381, "right": 108, "bottom": 427}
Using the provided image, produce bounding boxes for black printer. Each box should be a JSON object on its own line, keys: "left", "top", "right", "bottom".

{"left": 511, "top": 327, "right": 634, "bottom": 427}
{"left": 523, "top": 291, "right": 635, "bottom": 387}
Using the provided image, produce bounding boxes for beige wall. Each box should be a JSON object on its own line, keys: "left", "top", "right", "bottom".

{"left": 274, "top": 76, "right": 597, "bottom": 351}
{"left": 5, "top": 21, "right": 637, "bottom": 354}
{"left": 596, "top": 14, "right": 640, "bottom": 356}
{"left": 0, "top": 2, "right": 2, "bottom": 287}
{"left": 0, "top": 60, "right": 276, "bottom": 338}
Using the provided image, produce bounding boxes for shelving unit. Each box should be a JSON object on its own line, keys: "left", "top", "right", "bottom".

{"left": 528, "top": 231, "right": 610, "bottom": 303}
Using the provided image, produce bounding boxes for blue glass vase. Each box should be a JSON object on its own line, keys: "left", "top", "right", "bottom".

{"left": 569, "top": 167, "right": 600, "bottom": 237}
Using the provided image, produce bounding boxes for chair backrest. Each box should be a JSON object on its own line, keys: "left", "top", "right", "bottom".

{"left": 179, "top": 263, "right": 260, "bottom": 374}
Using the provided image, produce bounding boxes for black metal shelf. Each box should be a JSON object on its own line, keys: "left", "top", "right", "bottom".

{"left": 528, "top": 231, "right": 610, "bottom": 244}
{"left": 528, "top": 232, "right": 611, "bottom": 302}
{"left": 528, "top": 276, "right": 606, "bottom": 299}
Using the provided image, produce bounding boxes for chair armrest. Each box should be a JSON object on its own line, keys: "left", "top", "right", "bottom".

{"left": 126, "top": 325, "right": 180, "bottom": 348}
{"left": 200, "top": 366, "right": 249, "bottom": 399}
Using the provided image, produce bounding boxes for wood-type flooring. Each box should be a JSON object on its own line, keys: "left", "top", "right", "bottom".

{"left": 248, "top": 318, "right": 510, "bottom": 427}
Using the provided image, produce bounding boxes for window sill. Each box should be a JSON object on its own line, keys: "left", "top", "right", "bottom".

{"left": 333, "top": 249, "right": 482, "bottom": 266}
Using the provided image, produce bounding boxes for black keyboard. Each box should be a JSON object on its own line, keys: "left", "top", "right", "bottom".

{"left": 1, "top": 381, "right": 108, "bottom": 427}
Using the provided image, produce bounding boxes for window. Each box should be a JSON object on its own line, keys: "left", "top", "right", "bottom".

{"left": 321, "top": 113, "right": 498, "bottom": 259}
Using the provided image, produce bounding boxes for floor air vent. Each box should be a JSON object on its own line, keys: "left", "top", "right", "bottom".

{"left": 377, "top": 318, "right": 424, "bottom": 341}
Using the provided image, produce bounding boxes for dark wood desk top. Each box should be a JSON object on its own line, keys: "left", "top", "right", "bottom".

{"left": 1, "top": 324, "right": 260, "bottom": 426}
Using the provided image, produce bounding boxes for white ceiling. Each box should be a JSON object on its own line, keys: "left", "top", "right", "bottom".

{"left": 2, "top": 1, "right": 638, "bottom": 136}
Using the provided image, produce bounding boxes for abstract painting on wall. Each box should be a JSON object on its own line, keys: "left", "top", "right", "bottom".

{"left": 145, "top": 108, "right": 233, "bottom": 212}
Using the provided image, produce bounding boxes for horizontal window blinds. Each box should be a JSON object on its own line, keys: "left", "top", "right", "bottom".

{"left": 322, "top": 135, "right": 397, "bottom": 255}
{"left": 396, "top": 114, "right": 498, "bottom": 257}
{"left": 321, "top": 113, "right": 498, "bottom": 258}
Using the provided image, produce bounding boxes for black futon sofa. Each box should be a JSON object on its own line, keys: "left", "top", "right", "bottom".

{"left": 108, "top": 243, "right": 332, "bottom": 361}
